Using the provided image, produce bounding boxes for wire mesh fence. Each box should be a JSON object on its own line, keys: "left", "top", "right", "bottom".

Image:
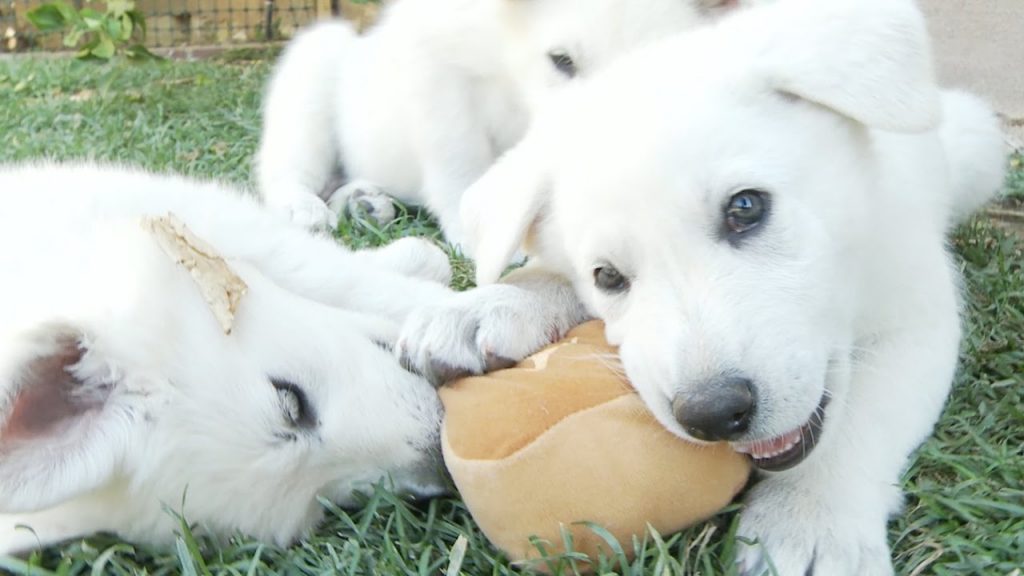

{"left": 0, "top": 0, "right": 344, "bottom": 52}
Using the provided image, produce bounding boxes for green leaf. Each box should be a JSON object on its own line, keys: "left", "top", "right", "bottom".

{"left": 26, "top": 4, "right": 68, "bottom": 32}
{"left": 90, "top": 35, "right": 116, "bottom": 59}
{"left": 105, "top": 16, "right": 123, "bottom": 41}
{"left": 78, "top": 7, "right": 104, "bottom": 30}
{"left": 119, "top": 13, "right": 134, "bottom": 41}
{"left": 106, "top": 0, "right": 135, "bottom": 17}
{"left": 58, "top": 2, "right": 82, "bottom": 24}
{"left": 62, "top": 27, "right": 84, "bottom": 47}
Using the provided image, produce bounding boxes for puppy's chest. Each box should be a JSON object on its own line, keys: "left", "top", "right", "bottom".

{"left": 474, "top": 81, "right": 529, "bottom": 152}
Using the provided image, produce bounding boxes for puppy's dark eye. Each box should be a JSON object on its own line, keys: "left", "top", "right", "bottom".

{"left": 271, "top": 378, "right": 317, "bottom": 430}
{"left": 594, "top": 265, "right": 630, "bottom": 293}
{"left": 547, "top": 50, "right": 578, "bottom": 78}
{"left": 725, "top": 189, "right": 770, "bottom": 235}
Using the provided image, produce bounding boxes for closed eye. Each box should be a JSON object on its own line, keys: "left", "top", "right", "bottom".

{"left": 271, "top": 378, "right": 318, "bottom": 431}
{"left": 593, "top": 263, "right": 631, "bottom": 294}
{"left": 547, "top": 50, "right": 578, "bottom": 79}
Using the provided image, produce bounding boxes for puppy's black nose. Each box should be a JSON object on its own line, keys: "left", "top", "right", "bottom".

{"left": 672, "top": 376, "right": 755, "bottom": 441}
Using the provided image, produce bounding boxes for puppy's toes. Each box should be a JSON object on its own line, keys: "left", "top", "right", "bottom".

{"left": 473, "top": 303, "right": 561, "bottom": 366}
{"left": 295, "top": 204, "right": 339, "bottom": 233}
{"left": 735, "top": 536, "right": 812, "bottom": 576}
{"left": 396, "top": 307, "right": 484, "bottom": 387}
{"left": 367, "top": 237, "right": 452, "bottom": 285}
{"left": 268, "top": 194, "right": 338, "bottom": 232}
{"left": 396, "top": 284, "right": 570, "bottom": 386}
{"left": 264, "top": 184, "right": 339, "bottom": 232}
{"left": 329, "top": 180, "right": 397, "bottom": 226}
{"left": 734, "top": 545, "right": 765, "bottom": 576}
{"left": 814, "top": 543, "right": 893, "bottom": 576}
{"left": 734, "top": 478, "right": 895, "bottom": 576}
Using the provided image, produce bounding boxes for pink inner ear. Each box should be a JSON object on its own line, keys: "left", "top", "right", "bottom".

{"left": 2, "top": 338, "right": 104, "bottom": 444}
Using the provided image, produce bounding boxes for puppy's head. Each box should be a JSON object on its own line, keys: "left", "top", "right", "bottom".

{"left": 0, "top": 230, "right": 444, "bottom": 548}
{"left": 498, "top": 0, "right": 743, "bottom": 110}
{"left": 465, "top": 0, "right": 940, "bottom": 472}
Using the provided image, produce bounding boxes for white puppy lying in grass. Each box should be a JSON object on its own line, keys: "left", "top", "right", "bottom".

{"left": 256, "top": 0, "right": 744, "bottom": 241}
{"left": 399, "top": 0, "right": 1008, "bottom": 573}
{"left": 0, "top": 164, "right": 454, "bottom": 554}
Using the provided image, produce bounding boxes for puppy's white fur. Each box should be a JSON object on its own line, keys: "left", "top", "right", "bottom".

{"left": 0, "top": 164, "right": 454, "bottom": 554}
{"left": 403, "top": 0, "right": 1008, "bottom": 573}
{"left": 255, "top": 0, "right": 741, "bottom": 240}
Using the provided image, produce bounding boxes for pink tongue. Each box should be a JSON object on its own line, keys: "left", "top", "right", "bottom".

{"left": 748, "top": 428, "right": 802, "bottom": 458}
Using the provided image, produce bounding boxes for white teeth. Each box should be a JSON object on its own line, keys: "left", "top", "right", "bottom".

{"left": 755, "top": 436, "right": 801, "bottom": 460}
{"left": 732, "top": 429, "right": 802, "bottom": 459}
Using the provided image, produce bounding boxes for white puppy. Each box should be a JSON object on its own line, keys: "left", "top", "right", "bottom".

{"left": 0, "top": 164, "right": 455, "bottom": 554}
{"left": 255, "top": 0, "right": 743, "bottom": 241}
{"left": 400, "top": 0, "right": 1008, "bottom": 573}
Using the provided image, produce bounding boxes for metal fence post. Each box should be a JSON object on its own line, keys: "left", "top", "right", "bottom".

{"left": 263, "top": 0, "right": 275, "bottom": 40}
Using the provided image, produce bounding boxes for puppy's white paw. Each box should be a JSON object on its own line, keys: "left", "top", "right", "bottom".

{"left": 396, "top": 284, "right": 567, "bottom": 385}
{"left": 366, "top": 237, "right": 452, "bottom": 285}
{"left": 267, "top": 191, "right": 338, "bottom": 232}
{"left": 0, "top": 514, "right": 55, "bottom": 555}
{"left": 328, "top": 180, "right": 397, "bottom": 226}
{"left": 735, "top": 479, "right": 894, "bottom": 576}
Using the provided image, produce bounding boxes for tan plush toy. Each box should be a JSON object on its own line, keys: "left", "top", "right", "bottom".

{"left": 440, "top": 320, "right": 751, "bottom": 565}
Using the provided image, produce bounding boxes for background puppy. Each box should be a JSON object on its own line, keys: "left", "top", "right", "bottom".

{"left": 255, "top": 0, "right": 742, "bottom": 241}
{"left": 400, "top": 0, "right": 1008, "bottom": 573}
{"left": 0, "top": 164, "right": 453, "bottom": 554}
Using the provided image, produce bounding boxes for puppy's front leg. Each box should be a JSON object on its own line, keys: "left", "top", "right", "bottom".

{"left": 226, "top": 226, "right": 454, "bottom": 324}
{"left": 256, "top": 22, "right": 352, "bottom": 232}
{"left": 0, "top": 488, "right": 128, "bottom": 555}
{"left": 735, "top": 319, "right": 960, "bottom": 576}
{"left": 406, "top": 65, "right": 523, "bottom": 246}
{"left": 396, "top": 262, "right": 590, "bottom": 385}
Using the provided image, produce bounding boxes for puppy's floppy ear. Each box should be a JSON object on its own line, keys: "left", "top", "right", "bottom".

{"left": 461, "top": 126, "right": 551, "bottom": 285}
{"left": 0, "top": 324, "right": 130, "bottom": 512}
{"left": 745, "top": 0, "right": 940, "bottom": 132}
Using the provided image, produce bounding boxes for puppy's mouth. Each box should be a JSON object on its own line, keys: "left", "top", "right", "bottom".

{"left": 731, "top": 393, "right": 830, "bottom": 472}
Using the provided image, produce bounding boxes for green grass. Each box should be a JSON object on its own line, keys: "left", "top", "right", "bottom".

{"left": 0, "top": 56, "right": 1021, "bottom": 575}
{"left": 1001, "top": 153, "right": 1023, "bottom": 201}
{"left": 0, "top": 54, "right": 266, "bottom": 182}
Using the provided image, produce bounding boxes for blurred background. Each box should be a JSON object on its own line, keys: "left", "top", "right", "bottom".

{"left": 0, "top": 0, "right": 379, "bottom": 51}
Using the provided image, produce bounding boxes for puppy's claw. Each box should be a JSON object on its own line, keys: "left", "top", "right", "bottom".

{"left": 359, "top": 236, "right": 452, "bottom": 285}
{"left": 396, "top": 284, "right": 575, "bottom": 390}
{"left": 429, "top": 359, "right": 475, "bottom": 387}
{"left": 733, "top": 477, "right": 896, "bottom": 576}
{"left": 279, "top": 194, "right": 338, "bottom": 232}
{"left": 398, "top": 346, "right": 417, "bottom": 375}
{"left": 327, "top": 181, "right": 397, "bottom": 226}
{"left": 483, "top": 353, "right": 516, "bottom": 373}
